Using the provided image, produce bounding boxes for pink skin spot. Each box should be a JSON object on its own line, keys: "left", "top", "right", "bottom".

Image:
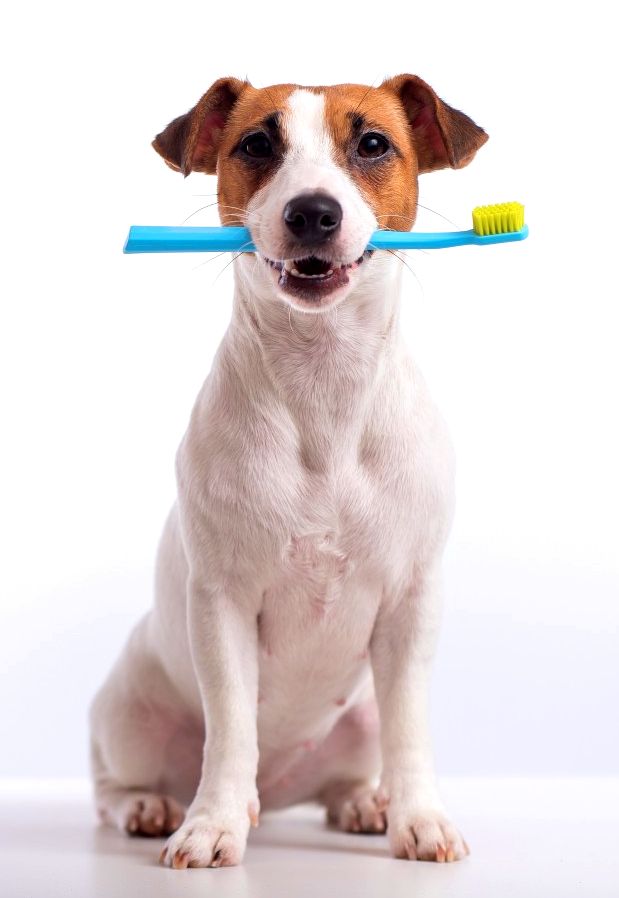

{"left": 335, "top": 697, "right": 347, "bottom": 707}
{"left": 292, "top": 738, "right": 317, "bottom": 752}
{"left": 355, "top": 648, "right": 369, "bottom": 661}
{"left": 257, "top": 692, "right": 264, "bottom": 704}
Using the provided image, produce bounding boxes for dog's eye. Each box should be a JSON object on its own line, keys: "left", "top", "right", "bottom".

{"left": 242, "top": 133, "right": 273, "bottom": 159}
{"left": 357, "top": 132, "right": 390, "bottom": 159}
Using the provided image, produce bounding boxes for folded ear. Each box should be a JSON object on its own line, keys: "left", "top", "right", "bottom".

{"left": 152, "top": 77, "right": 248, "bottom": 177}
{"left": 383, "top": 74, "right": 488, "bottom": 173}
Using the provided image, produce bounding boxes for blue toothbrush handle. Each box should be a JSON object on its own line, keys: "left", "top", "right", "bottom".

{"left": 124, "top": 226, "right": 255, "bottom": 253}
{"left": 123, "top": 224, "right": 528, "bottom": 254}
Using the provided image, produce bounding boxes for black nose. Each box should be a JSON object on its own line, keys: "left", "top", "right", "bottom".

{"left": 283, "top": 192, "right": 343, "bottom": 245}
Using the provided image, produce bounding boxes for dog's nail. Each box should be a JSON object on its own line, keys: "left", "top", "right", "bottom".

{"left": 172, "top": 851, "right": 189, "bottom": 870}
{"left": 248, "top": 800, "right": 260, "bottom": 828}
{"left": 436, "top": 843, "right": 446, "bottom": 863}
{"left": 405, "top": 841, "right": 417, "bottom": 860}
{"left": 374, "top": 787, "right": 390, "bottom": 810}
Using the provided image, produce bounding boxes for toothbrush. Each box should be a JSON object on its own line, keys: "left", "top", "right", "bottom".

{"left": 123, "top": 202, "right": 528, "bottom": 254}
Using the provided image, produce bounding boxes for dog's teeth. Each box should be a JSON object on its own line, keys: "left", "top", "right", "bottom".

{"left": 282, "top": 260, "right": 336, "bottom": 280}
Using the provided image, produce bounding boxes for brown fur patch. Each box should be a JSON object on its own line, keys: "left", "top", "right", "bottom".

{"left": 382, "top": 75, "right": 489, "bottom": 173}
{"left": 323, "top": 85, "right": 419, "bottom": 231}
{"left": 216, "top": 84, "right": 297, "bottom": 226}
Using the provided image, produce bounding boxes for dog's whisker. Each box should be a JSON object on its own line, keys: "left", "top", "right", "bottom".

{"left": 220, "top": 209, "right": 264, "bottom": 225}
{"left": 387, "top": 249, "right": 426, "bottom": 297}
{"left": 183, "top": 202, "right": 221, "bottom": 223}
{"left": 374, "top": 214, "right": 414, "bottom": 222}
{"left": 350, "top": 75, "right": 381, "bottom": 118}
{"left": 416, "top": 202, "right": 460, "bottom": 227}
{"left": 218, "top": 204, "right": 261, "bottom": 215}
{"left": 261, "top": 85, "right": 281, "bottom": 118}
{"left": 184, "top": 203, "right": 262, "bottom": 225}
{"left": 190, "top": 250, "right": 231, "bottom": 272}
{"left": 368, "top": 243, "right": 426, "bottom": 294}
{"left": 374, "top": 207, "right": 456, "bottom": 229}
{"left": 211, "top": 242, "right": 255, "bottom": 286}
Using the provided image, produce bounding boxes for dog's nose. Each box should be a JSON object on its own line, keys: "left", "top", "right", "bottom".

{"left": 283, "top": 192, "right": 343, "bottom": 244}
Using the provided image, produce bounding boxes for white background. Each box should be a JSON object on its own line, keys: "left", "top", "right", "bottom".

{"left": 1, "top": 1, "right": 617, "bottom": 779}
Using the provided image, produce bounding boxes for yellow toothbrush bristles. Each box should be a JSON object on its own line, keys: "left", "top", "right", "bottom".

{"left": 472, "top": 202, "right": 525, "bottom": 236}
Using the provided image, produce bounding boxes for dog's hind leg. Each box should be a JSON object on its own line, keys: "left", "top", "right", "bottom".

{"left": 90, "top": 737, "right": 186, "bottom": 836}
{"left": 89, "top": 617, "right": 202, "bottom": 837}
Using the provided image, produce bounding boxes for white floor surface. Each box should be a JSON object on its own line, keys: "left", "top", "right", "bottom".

{"left": 1, "top": 778, "right": 618, "bottom": 897}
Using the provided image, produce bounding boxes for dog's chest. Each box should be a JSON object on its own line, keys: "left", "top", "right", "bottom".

{"left": 256, "top": 458, "right": 416, "bottom": 654}
{"left": 253, "top": 464, "right": 411, "bottom": 745}
{"left": 284, "top": 528, "right": 349, "bottom": 609}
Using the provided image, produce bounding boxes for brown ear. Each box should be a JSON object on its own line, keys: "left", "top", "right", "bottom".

{"left": 383, "top": 74, "right": 488, "bottom": 173}
{"left": 152, "top": 77, "right": 248, "bottom": 177}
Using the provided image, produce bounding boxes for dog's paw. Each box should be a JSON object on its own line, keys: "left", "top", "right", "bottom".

{"left": 388, "top": 808, "right": 469, "bottom": 862}
{"left": 159, "top": 812, "right": 250, "bottom": 869}
{"left": 118, "top": 793, "right": 185, "bottom": 837}
{"left": 330, "top": 788, "right": 387, "bottom": 834}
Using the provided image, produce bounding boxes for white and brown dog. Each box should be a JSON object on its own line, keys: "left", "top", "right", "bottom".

{"left": 90, "top": 75, "right": 487, "bottom": 868}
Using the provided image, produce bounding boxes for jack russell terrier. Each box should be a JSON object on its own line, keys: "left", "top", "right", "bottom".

{"left": 90, "top": 74, "right": 488, "bottom": 868}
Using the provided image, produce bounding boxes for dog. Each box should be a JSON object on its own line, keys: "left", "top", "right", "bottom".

{"left": 89, "top": 74, "right": 487, "bottom": 868}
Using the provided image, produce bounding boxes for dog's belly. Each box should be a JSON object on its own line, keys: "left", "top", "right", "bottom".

{"left": 254, "top": 530, "right": 381, "bottom": 777}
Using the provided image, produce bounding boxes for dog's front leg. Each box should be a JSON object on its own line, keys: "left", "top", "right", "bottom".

{"left": 371, "top": 565, "right": 469, "bottom": 863}
{"left": 160, "top": 575, "right": 260, "bottom": 869}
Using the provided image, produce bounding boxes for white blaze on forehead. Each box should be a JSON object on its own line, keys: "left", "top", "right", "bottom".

{"left": 284, "top": 89, "right": 333, "bottom": 162}
{"left": 246, "top": 87, "right": 377, "bottom": 264}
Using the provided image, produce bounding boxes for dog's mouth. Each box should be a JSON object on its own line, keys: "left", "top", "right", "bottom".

{"left": 263, "top": 252, "right": 372, "bottom": 304}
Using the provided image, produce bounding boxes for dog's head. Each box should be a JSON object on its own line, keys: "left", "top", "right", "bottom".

{"left": 154, "top": 77, "right": 488, "bottom": 312}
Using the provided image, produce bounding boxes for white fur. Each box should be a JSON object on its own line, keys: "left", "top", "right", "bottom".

{"left": 89, "top": 87, "right": 468, "bottom": 868}
{"left": 248, "top": 89, "right": 377, "bottom": 300}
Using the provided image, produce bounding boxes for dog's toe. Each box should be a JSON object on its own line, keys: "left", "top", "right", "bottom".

{"left": 389, "top": 809, "right": 468, "bottom": 862}
{"left": 121, "top": 793, "right": 185, "bottom": 837}
{"left": 329, "top": 787, "right": 387, "bottom": 834}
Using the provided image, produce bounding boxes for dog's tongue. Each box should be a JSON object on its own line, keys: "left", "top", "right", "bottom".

{"left": 295, "top": 256, "right": 331, "bottom": 276}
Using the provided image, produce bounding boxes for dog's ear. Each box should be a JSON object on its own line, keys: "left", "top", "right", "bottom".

{"left": 383, "top": 74, "right": 488, "bottom": 173}
{"left": 152, "top": 77, "right": 248, "bottom": 177}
